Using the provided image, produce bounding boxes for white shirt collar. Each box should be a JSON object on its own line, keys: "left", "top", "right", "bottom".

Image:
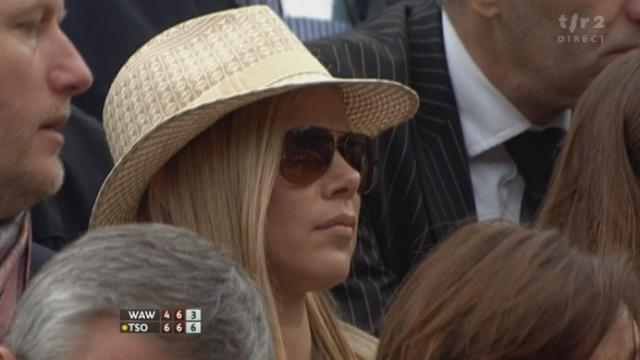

{"left": 442, "top": 10, "right": 570, "bottom": 158}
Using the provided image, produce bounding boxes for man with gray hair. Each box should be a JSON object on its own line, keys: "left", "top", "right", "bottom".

{"left": 0, "top": 224, "right": 272, "bottom": 360}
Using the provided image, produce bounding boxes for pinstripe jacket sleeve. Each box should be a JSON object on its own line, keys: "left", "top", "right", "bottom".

{"left": 307, "top": 0, "right": 476, "bottom": 333}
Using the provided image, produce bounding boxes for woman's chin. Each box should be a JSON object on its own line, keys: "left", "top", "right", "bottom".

{"left": 309, "top": 257, "right": 352, "bottom": 291}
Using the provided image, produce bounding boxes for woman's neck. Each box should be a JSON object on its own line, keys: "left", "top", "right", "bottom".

{"left": 278, "top": 293, "right": 313, "bottom": 360}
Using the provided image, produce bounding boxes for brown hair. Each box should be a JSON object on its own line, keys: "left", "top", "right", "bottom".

{"left": 376, "top": 221, "right": 640, "bottom": 360}
{"left": 537, "top": 50, "right": 640, "bottom": 268}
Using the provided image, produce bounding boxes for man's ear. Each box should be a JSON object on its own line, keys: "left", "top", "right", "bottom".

{"left": 0, "top": 347, "right": 17, "bottom": 360}
{"left": 465, "top": 0, "right": 500, "bottom": 18}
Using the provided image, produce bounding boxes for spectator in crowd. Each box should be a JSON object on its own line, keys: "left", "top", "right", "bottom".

{"left": 48, "top": 0, "right": 391, "bottom": 252}
{"left": 0, "top": 0, "right": 93, "bottom": 341}
{"left": 538, "top": 50, "right": 640, "bottom": 270}
{"left": 307, "top": 0, "right": 640, "bottom": 331}
{"left": 47, "top": 1, "right": 395, "bottom": 254}
{"left": 89, "top": 6, "right": 418, "bottom": 360}
{"left": 377, "top": 221, "right": 640, "bottom": 360}
{"left": 0, "top": 224, "right": 272, "bottom": 360}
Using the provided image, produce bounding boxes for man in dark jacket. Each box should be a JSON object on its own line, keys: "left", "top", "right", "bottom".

{"left": 0, "top": 0, "right": 94, "bottom": 341}
{"left": 308, "top": 0, "right": 640, "bottom": 332}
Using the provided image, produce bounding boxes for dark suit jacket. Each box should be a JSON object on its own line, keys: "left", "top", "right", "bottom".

{"left": 31, "top": 243, "right": 54, "bottom": 276}
{"left": 307, "top": 0, "right": 476, "bottom": 332}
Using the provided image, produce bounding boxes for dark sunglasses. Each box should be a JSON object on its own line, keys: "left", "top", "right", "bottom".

{"left": 280, "top": 126, "right": 378, "bottom": 194}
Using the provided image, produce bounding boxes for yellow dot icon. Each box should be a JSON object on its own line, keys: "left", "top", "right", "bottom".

{"left": 121, "top": 324, "right": 129, "bottom": 332}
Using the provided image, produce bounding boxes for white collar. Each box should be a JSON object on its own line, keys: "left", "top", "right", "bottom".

{"left": 442, "top": 10, "right": 569, "bottom": 158}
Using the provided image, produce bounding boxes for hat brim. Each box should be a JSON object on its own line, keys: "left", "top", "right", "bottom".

{"left": 90, "top": 76, "right": 418, "bottom": 228}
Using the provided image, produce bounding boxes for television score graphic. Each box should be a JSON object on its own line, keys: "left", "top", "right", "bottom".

{"left": 120, "top": 308, "right": 202, "bottom": 334}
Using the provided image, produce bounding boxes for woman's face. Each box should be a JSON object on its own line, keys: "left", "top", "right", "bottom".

{"left": 266, "top": 86, "right": 361, "bottom": 298}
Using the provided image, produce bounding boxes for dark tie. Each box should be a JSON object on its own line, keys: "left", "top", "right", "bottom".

{"left": 504, "top": 128, "right": 566, "bottom": 223}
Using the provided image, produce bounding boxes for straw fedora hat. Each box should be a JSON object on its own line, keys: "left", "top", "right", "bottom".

{"left": 90, "top": 5, "right": 419, "bottom": 228}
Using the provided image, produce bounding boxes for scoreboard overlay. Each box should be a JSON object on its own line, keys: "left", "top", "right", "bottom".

{"left": 120, "top": 308, "right": 202, "bottom": 334}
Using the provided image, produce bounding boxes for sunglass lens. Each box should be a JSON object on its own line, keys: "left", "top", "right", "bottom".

{"left": 281, "top": 128, "right": 334, "bottom": 186}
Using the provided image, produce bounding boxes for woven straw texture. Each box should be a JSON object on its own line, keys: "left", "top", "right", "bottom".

{"left": 91, "top": 5, "right": 419, "bottom": 228}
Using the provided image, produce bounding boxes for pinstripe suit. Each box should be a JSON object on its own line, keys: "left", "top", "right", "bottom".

{"left": 307, "top": 0, "right": 477, "bottom": 332}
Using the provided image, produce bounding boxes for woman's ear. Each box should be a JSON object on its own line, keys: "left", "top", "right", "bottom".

{"left": 0, "top": 347, "right": 16, "bottom": 360}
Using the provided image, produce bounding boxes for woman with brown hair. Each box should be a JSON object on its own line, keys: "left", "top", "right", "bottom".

{"left": 89, "top": 6, "right": 418, "bottom": 360}
{"left": 537, "top": 50, "right": 640, "bottom": 266}
{"left": 376, "top": 221, "right": 640, "bottom": 360}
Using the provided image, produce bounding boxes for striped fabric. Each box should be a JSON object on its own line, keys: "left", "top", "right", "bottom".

{"left": 236, "top": 0, "right": 354, "bottom": 40}
{"left": 285, "top": 17, "right": 352, "bottom": 41}
{"left": 307, "top": 0, "right": 476, "bottom": 333}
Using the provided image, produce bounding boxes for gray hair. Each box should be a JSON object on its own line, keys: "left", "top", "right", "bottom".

{"left": 5, "top": 224, "right": 272, "bottom": 360}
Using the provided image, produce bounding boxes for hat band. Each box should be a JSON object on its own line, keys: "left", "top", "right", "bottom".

{"left": 188, "top": 49, "right": 330, "bottom": 109}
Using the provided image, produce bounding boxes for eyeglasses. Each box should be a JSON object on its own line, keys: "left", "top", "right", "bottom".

{"left": 280, "top": 126, "right": 377, "bottom": 194}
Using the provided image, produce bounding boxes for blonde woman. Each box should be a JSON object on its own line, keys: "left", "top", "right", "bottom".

{"left": 90, "top": 6, "right": 418, "bottom": 360}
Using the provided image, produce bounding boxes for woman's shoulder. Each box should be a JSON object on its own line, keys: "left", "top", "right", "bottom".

{"left": 340, "top": 321, "right": 379, "bottom": 360}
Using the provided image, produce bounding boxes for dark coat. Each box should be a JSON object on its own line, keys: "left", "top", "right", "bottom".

{"left": 307, "top": 0, "right": 476, "bottom": 332}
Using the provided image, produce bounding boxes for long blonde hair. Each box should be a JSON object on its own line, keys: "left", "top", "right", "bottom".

{"left": 138, "top": 88, "right": 372, "bottom": 360}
